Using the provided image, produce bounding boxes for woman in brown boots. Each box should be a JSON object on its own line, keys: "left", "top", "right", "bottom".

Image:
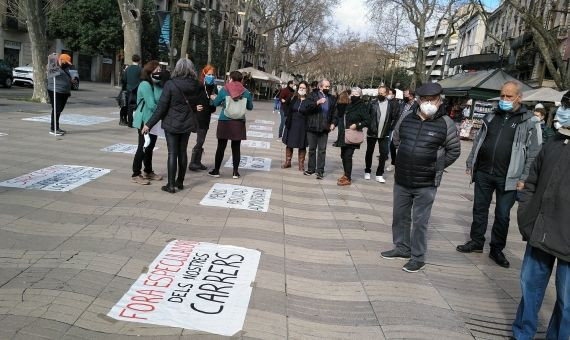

{"left": 281, "top": 81, "right": 315, "bottom": 170}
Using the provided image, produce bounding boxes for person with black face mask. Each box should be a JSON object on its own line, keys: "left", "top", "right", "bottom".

{"left": 130, "top": 60, "right": 165, "bottom": 186}
{"left": 47, "top": 53, "right": 73, "bottom": 136}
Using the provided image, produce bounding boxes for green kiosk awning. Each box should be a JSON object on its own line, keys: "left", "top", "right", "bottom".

{"left": 438, "top": 69, "right": 532, "bottom": 100}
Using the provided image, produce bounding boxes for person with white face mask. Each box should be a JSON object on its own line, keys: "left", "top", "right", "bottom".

{"left": 458, "top": 81, "right": 543, "bottom": 269}
{"left": 380, "top": 82, "right": 460, "bottom": 273}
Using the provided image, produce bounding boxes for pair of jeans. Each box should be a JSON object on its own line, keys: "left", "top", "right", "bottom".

{"left": 192, "top": 128, "right": 208, "bottom": 152}
{"left": 340, "top": 147, "right": 355, "bottom": 180}
{"left": 513, "top": 245, "right": 570, "bottom": 340}
{"left": 274, "top": 98, "right": 281, "bottom": 111}
{"left": 279, "top": 107, "right": 286, "bottom": 138}
{"left": 47, "top": 90, "right": 70, "bottom": 131}
{"left": 214, "top": 139, "right": 241, "bottom": 171}
{"left": 132, "top": 130, "right": 157, "bottom": 177}
{"left": 469, "top": 171, "right": 517, "bottom": 251}
{"left": 365, "top": 136, "right": 389, "bottom": 176}
{"left": 164, "top": 132, "right": 190, "bottom": 186}
{"left": 392, "top": 183, "right": 438, "bottom": 262}
{"left": 306, "top": 131, "right": 328, "bottom": 173}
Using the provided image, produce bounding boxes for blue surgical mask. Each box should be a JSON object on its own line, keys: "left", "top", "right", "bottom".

{"left": 499, "top": 100, "right": 514, "bottom": 111}
{"left": 204, "top": 74, "right": 215, "bottom": 85}
{"left": 556, "top": 106, "right": 570, "bottom": 127}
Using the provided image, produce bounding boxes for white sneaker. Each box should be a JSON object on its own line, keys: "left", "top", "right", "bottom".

{"left": 385, "top": 165, "right": 394, "bottom": 172}
{"left": 375, "top": 175, "right": 386, "bottom": 183}
{"left": 364, "top": 173, "right": 371, "bottom": 180}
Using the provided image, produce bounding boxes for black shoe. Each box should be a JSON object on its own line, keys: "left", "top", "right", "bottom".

{"left": 175, "top": 179, "right": 184, "bottom": 190}
{"left": 188, "top": 163, "right": 201, "bottom": 171}
{"left": 456, "top": 240, "right": 483, "bottom": 253}
{"left": 119, "top": 120, "right": 127, "bottom": 126}
{"left": 380, "top": 248, "right": 411, "bottom": 260}
{"left": 232, "top": 170, "right": 240, "bottom": 179}
{"left": 489, "top": 249, "right": 510, "bottom": 268}
{"left": 161, "top": 185, "right": 175, "bottom": 193}
{"left": 303, "top": 170, "right": 315, "bottom": 176}
{"left": 316, "top": 172, "right": 324, "bottom": 180}
{"left": 208, "top": 169, "right": 220, "bottom": 178}
{"left": 197, "top": 163, "right": 207, "bottom": 170}
{"left": 57, "top": 128, "right": 67, "bottom": 134}
{"left": 402, "top": 259, "right": 426, "bottom": 273}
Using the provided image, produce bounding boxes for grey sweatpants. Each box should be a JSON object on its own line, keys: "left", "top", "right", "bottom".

{"left": 392, "top": 183, "right": 438, "bottom": 262}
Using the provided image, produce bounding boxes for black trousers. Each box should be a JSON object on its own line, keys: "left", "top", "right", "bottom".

{"left": 340, "top": 146, "right": 355, "bottom": 180}
{"left": 165, "top": 132, "right": 191, "bottom": 185}
{"left": 470, "top": 171, "right": 517, "bottom": 251}
{"left": 132, "top": 130, "right": 158, "bottom": 177}
{"left": 47, "top": 90, "right": 70, "bottom": 131}
{"left": 365, "top": 136, "right": 389, "bottom": 176}
{"left": 192, "top": 128, "right": 209, "bottom": 152}
{"left": 390, "top": 139, "right": 397, "bottom": 165}
{"left": 214, "top": 139, "right": 241, "bottom": 171}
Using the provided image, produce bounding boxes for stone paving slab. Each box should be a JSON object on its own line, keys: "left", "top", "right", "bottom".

{"left": 0, "top": 86, "right": 555, "bottom": 339}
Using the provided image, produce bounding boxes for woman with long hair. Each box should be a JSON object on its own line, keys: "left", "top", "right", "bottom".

{"left": 131, "top": 60, "right": 164, "bottom": 185}
{"left": 142, "top": 58, "right": 203, "bottom": 193}
{"left": 281, "top": 80, "right": 315, "bottom": 170}
{"left": 208, "top": 71, "right": 254, "bottom": 179}
{"left": 188, "top": 64, "right": 218, "bottom": 171}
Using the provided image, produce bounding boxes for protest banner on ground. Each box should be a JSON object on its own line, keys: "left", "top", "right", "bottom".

{"left": 242, "top": 140, "right": 270, "bottom": 149}
{"left": 0, "top": 165, "right": 111, "bottom": 191}
{"left": 0, "top": 133, "right": 7, "bottom": 137}
{"left": 107, "top": 240, "right": 261, "bottom": 336}
{"left": 248, "top": 124, "right": 273, "bottom": 131}
{"left": 101, "top": 144, "right": 160, "bottom": 154}
{"left": 22, "top": 114, "right": 114, "bottom": 126}
{"left": 246, "top": 131, "right": 273, "bottom": 139}
{"left": 200, "top": 183, "right": 271, "bottom": 212}
{"left": 253, "top": 119, "right": 274, "bottom": 125}
{"left": 224, "top": 156, "right": 271, "bottom": 172}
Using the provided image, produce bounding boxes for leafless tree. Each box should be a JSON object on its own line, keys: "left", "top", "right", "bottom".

{"left": 117, "top": 0, "right": 143, "bottom": 65}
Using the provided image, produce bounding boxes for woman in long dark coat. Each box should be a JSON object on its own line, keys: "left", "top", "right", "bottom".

{"left": 281, "top": 81, "right": 315, "bottom": 171}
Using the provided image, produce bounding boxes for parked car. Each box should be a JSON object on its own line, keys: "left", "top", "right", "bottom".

{"left": 0, "top": 60, "right": 13, "bottom": 88}
{"left": 13, "top": 64, "right": 80, "bottom": 90}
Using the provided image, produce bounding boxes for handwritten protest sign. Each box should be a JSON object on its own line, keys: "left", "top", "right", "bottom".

{"left": 101, "top": 144, "right": 160, "bottom": 154}
{"left": 242, "top": 140, "right": 270, "bottom": 149}
{"left": 246, "top": 131, "right": 273, "bottom": 139}
{"left": 253, "top": 119, "right": 274, "bottom": 125}
{"left": 224, "top": 156, "right": 271, "bottom": 172}
{"left": 23, "top": 114, "right": 114, "bottom": 126}
{"left": 107, "top": 240, "right": 260, "bottom": 336}
{"left": 248, "top": 124, "right": 273, "bottom": 131}
{"left": 200, "top": 183, "right": 271, "bottom": 212}
{"left": 0, "top": 165, "right": 111, "bottom": 192}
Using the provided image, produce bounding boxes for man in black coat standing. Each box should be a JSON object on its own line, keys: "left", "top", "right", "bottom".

{"left": 511, "top": 96, "right": 570, "bottom": 340}
{"left": 304, "top": 79, "right": 336, "bottom": 179}
{"left": 380, "top": 83, "right": 461, "bottom": 273}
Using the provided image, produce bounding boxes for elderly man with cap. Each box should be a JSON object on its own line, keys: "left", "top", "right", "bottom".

{"left": 380, "top": 82, "right": 461, "bottom": 273}
{"left": 47, "top": 53, "right": 74, "bottom": 136}
{"left": 457, "top": 81, "right": 542, "bottom": 268}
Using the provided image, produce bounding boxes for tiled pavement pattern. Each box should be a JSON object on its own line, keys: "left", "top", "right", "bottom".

{"left": 0, "top": 89, "right": 557, "bottom": 339}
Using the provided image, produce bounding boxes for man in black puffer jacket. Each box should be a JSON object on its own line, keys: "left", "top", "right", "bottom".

{"left": 380, "top": 83, "right": 460, "bottom": 273}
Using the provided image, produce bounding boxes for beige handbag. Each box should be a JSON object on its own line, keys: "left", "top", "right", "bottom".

{"left": 344, "top": 113, "right": 364, "bottom": 145}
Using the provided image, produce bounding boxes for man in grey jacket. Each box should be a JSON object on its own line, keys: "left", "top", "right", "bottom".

{"left": 457, "top": 81, "right": 542, "bottom": 268}
{"left": 47, "top": 53, "right": 73, "bottom": 136}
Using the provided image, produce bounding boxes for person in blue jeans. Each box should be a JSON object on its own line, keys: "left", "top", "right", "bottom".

{"left": 512, "top": 97, "right": 570, "bottom": 340}
{"left": 278, "top": 80, "right": 296, "bottom": 138}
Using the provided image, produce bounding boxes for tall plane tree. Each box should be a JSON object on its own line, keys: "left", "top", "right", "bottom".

{"left": 117, "top": 0, "right": 143, "bottom": 63}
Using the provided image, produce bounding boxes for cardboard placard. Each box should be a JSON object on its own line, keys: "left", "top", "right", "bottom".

{"left": 23, "top": 114, "right": 114, "bottom": 126}
{"left": 248, "top": 125, "right": 273, "bottom": 131}
{"left": 246, "top": 131, "right": 273, "bottom": 139}
{"left": 242, "top": 140, "right": 270, "bottom": 149}
{"left": 253, "top": 119, "right": 275, "bottom": 125}
{"left": 200, "top": 183, "right": 271, "bottom": 212}
{"left": 224, "top": 156, "right": 271, "bottom": 172}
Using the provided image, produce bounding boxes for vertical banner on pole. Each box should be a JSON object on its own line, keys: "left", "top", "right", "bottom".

{"left": 47, "top": 53, "right": 60, "bottom": 138}
{"left": 157, "top": 11, "right": 171, "bottom": 53}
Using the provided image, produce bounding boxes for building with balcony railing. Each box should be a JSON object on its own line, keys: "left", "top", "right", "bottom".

{"left": 0, "top": 2, "right": 31, "bottom": 68}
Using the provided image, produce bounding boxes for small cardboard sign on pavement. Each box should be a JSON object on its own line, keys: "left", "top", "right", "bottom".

{"left": 200, "top": 183, "right": 271, "bottom": 212}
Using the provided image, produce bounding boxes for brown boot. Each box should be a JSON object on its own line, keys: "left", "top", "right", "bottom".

{"left": 298, "top": 149, "right": 306, "bottom": 171}
{"left": 282, "top": 147, "right": 293, "bottom": 168}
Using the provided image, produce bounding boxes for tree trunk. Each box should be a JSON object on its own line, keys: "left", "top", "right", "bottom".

{"left": 21, "top": 0, "right": 48, "bottom": 103}
{"left": 206, "top": 0, "right": 213, "bottom": 64}
{"left": 117, "top": 0, "right": 143, "bottom": 65}
{"left": 180, "top": 0, "right": 195, "bottom": 59}
{"left": 229, "top": 0, "right": 254, "bottom": 71}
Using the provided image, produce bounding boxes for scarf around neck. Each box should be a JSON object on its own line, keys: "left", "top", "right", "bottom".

{"left": 224, "top": 81, "right": 245, "bottom": 99}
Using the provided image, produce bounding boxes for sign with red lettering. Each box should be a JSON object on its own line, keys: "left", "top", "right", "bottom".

{"left": 107, "top": 240, "right": 261, "bottom": 336}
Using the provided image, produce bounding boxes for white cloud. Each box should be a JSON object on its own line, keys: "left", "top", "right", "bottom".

{"left": 333, "top": 0, "right": 373, "bottom": 38}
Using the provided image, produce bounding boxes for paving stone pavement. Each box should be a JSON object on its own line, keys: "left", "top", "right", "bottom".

{"left": 0, "top": 86, "right": 557, "bottom": 339}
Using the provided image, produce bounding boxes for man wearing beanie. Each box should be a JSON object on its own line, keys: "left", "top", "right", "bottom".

{"left": 457, "top": 81, "right": 542, "bottom": 268}
{"left": 511, "top": 90, "right": 570, "bottom": 339}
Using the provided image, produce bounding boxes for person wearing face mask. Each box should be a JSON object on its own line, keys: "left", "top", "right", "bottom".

{"left": 511, "top": 90, "right": 570, "bottom": 340}
{"left": 130, "top": 60, "right": 164, "bottom": 185}
{"left": 47, "top": 53, "right": 73, "bottom": 136}
{"left": 533, "top": 107, "right": 555, "bottom": 144}
{"left": 188, "top": 65, "right": 218, "bottom": 171}
{"left": 278, "top": 80, "right": 297, "bottom": 138}
{"left": 457, "top": 81, "right": 542, "bottom": 268}
{"left": 281, "top": 81, "right": 315, "bottom": 170}
{"left": 380, "top": 83, "right": 460, "bottom": 273}
{"left": 305, "top": 79, "right": 337, "bottom": 179}
{"left": 386, "top": 88, "right": 416, "bottom": 173}
{"left": 364, "top": 85, "right": 398, "bottom": 183}
{"left": 333, "top": 87, "right": 369, "bottom": 186}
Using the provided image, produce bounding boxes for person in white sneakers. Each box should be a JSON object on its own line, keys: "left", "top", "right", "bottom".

{"left": 364, "top": 85, "right": 398, "bottom": 183}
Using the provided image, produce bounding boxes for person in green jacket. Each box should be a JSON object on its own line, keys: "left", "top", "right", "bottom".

{"left": 333, "top": 87, "right": 369, "bottom": 186}
{"left": 131, "top": 60, "right": 165, "bottom": 185}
